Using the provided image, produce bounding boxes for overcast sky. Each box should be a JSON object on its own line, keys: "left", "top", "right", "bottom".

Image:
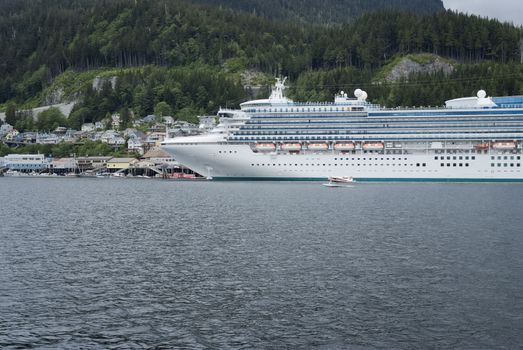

{"left": 443, "top": 0, "right": 523, "bottom": 26}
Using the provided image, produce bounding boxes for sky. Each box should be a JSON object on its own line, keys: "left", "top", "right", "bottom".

{"left": 443, "top": 0, "right": 523, "bottom": 26}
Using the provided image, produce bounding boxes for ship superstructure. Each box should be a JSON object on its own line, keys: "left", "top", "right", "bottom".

{"left": 162, "top": 78, "right": 523, "bottom": 181}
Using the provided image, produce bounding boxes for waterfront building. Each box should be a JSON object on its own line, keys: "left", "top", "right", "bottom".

{"left": 76, "top": 156, "right": 112, "bottom": 172}
{"left": 49, "top": 158, "right": 78, "bottom": 174}
{"left": 106, "top": 157, "right": 139, "bottom": 171}
{"left": 4, "top": 154, "right": 49, "bottom": 171}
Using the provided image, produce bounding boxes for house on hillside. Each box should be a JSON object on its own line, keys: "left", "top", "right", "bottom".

{"left": 0, "top": 123, "right": 13, "bottom": 137}
{"left": 162, "top": 116, "right": 174, "bottom": 125}
{"left": 149, "top": 123, "right": 166, "bottom": 133}
{"left": 127, "top": 138, "right": 144, "bottom": 155}
{"left": 145, "top": 132, "right": 165, "bottom": 147}
{"left": 111, "top": 113, "right": 121, "bottom": 130}
{"left": 81, "top": 123, "right": 95, "bottom": 132}
{"left": 36, "top": 133, "right": 59, "bottom": 144}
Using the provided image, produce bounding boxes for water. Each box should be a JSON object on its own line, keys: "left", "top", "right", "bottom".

{"left": 1, "top": 178, "right": 522, "bottom": 349}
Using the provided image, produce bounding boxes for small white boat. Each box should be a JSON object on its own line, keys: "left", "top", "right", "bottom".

{"left": 328, "top": 176, "right": 355, "bottom": 183}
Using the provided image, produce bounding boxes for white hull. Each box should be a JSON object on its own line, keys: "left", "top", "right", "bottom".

{"left": 162, "top": 143, "right": 523, "bottom": 181}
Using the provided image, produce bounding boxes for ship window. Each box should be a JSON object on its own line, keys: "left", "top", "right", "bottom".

{"left": 511, "top": 156, "right": 514, "bottom": 160}
{"left": 447, "top": 156, "right": 450, "bottom": 160}
{"left": 459, "top": 156, "right": 463, "bottom": 160}
{"left": 465, "top": 163, "right": 469, "bottom": 167}
{"left": 471, "top": 156, "right": 475, "bottom": 160}
{"left": 517, "top": 156, "right": 521, "bottom": 160}
{"left": 504, "top": 163, "right": 508, "bottom": 167}
{"left": 517, "top": 164, "right": 521, "bottom": 167}
{"left": 453, "top": 163, "right": 457, "bottom": 167}
{"left": 447, "top": 163, "right": 451, "bottom": 167}
{"left": 416, "top": 163, "right": 420, "bottom": 167}
{"left": 491, "top": 163, "right": 495, "bottom": 167}
{"left": 459, "top": 163, "right": 463, "bottom": 167}
{"left": 491, "top": 156, "right": 495, "bottom": 160}
{"left": 498, "top": 156, "right": 502, "bottom": 160}
{"left": 423, "top": 163, "right": 426, "bottom": 167}
{"left": 504, "top": 156, "right": 508, "bottom": 160}
{"left": 497, "top": 163, "right": 501, "bottom": 167}
{"left": 453, "top": 156, "right": 456, "bottom": 160}
{"left": 434, "top": 156, "right": 438, "bottom": 160}
{"left": 510, "top": 163, "right": 514, "bottom": 167}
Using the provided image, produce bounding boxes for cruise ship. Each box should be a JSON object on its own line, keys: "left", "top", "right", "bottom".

{"left": 161, "top": 78, "right": 523, "bottom": 181}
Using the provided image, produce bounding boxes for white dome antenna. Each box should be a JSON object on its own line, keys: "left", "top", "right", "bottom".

{"left": 477, "top": 90, "right": 487, "bottom": 99}
{"left": 354, "top": 89, "right": 363, "bottom": 98}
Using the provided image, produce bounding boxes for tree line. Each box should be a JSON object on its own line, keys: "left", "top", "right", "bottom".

{"left": 0, "top": 0, "right": 521, "bottom": 105}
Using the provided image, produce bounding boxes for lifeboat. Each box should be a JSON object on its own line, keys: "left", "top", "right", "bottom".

{"left": 474, "top": 142, "right": 490, "bottom": 150}
{"left": 307, "top": 142, "right": 329, "bottom": 151}
{"left": 362, "top": 142, "right": 384, "bottom": 150}
{"left": 492, "top": 141, "right": 517, "bottom": 150}
{"left": 281, "top": 143, "right": 302, "bottom": 152}
{"left": 254, "top": 142, "right": 276, "bottom": 152}
{"left": 334, "top": 142, "right": 355, "bottom": 151}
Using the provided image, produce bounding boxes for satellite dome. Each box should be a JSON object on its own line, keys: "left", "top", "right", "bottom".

{"left": 340, "top": 91, "right": 345, "bottom": 95}
{"left": 361, "top": 91, "right": 368, "bottom": 101}
{"left": 354, "top": 89, "right": 363, "bottom": 98}
{"left": 477, "top": 90, "right": 487, "bottom": 99}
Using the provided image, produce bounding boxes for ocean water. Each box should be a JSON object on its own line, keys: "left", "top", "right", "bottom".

{"left": 0, "top": 178, "right": 522, "bottom": 349}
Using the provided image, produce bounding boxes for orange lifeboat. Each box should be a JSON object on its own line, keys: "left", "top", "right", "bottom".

{"left": 474, "top": 142, "right": 490, "bottom": 150}
{"left": 281, "top": 143, "right": 302, "bottom": 152}
{"left": 307, "top": 142, "right": 329, "bottom": 151}
{"left": 362, "top": 142, "right": 384, "bottom": 150}
{"left": 254, "top": 142, "right": 276, "bottom": 152}
{"left": 492, "top": 141, "right": 517, "bottom": 150}
{"left": 334, "top": 142, "right": 355, "bottom": 151}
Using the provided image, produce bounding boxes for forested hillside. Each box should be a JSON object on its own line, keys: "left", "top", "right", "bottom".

{"left": 1, "top": 0, "right": 522, "bottom": 130}
{"left": 188, "top": 0, "right": 444, "bottom": 24}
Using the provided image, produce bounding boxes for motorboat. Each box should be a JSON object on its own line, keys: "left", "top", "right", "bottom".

{"left": 328, "top": 176, "right": 355, "bottom": 183}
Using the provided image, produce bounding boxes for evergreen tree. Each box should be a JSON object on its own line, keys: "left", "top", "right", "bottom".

{"left": 5, "top": 102, "right": 16, "bottom": 126}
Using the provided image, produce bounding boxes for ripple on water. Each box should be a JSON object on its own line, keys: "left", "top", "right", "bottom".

{"left": 1, "top": 179, "right": 523, "bottom": 349}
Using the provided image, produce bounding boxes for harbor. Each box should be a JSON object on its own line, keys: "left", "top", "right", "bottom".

{"left": 0, "top": 148, "right": 202, "bottom": 180}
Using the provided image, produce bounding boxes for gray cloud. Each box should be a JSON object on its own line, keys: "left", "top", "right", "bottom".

{"left": 443, "top": 0, "right": 523, "bottom": 26}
